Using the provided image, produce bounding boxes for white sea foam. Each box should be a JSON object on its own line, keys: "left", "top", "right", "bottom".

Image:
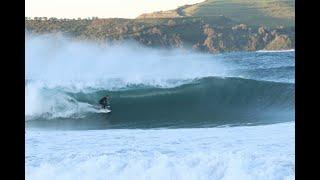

{"left": 256, "top": 49, "right": 295, "bottom": 53}
{"left": 26, "top": 122, "right": 294, "bottom": 180}
{"left": 25, "top": 81, "right": 99, "bottom": 119}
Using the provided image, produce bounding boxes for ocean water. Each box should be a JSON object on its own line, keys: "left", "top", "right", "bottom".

{"left": 25, "top": 36, "right": 295, "bottom": 179}
{"left": 26, "top": 122, "right": 294, "bottom": 180}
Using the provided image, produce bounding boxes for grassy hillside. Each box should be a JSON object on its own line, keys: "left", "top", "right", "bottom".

{"left": 137, "top": 0, "right": 294, "bottom": 27}
{"left": 26, "top": 17, "right": 294, "bottom": 53}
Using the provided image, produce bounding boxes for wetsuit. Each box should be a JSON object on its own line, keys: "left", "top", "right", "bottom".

{"left": 99, "top": 97, "right": 109, "bottom": 109}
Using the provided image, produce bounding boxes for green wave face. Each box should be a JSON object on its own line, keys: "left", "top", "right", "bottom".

{"left": 27, "top": 77, "right": 294, "bottom": 130}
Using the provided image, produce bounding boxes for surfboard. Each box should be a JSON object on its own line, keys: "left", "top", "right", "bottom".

{"left": 93, "top": 105, "right": 111, "bottom": 113}
{"left": 97, "top": 108, "right": 111, "bottom": 113}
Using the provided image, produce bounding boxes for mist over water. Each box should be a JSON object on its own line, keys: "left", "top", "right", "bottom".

{"left": 26, "top": 35, "right": 228, "bottom": 89}
{"left": 26, "top": 35, "right": 294, "bottom": 89}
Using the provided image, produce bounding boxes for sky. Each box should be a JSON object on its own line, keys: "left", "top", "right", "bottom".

{"left": 26, "top": 0, "right": 204, "bottom": 19}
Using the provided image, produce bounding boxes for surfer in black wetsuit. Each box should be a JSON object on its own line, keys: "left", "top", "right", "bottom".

{"left": 99, "top": 95, "right": 110, "bottom": 109}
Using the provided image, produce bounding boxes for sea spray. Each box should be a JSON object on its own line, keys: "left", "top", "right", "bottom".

{"left": 26, "top": 35, "right": 228, "bottom": 88}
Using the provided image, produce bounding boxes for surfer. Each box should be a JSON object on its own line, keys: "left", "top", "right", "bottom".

{"left": 99, "top": 95, "right": 110, "bottom": 109}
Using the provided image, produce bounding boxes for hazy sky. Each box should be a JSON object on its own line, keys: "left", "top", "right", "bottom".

{"left": 26, "top": 0, "right": 204, "bottom": 19}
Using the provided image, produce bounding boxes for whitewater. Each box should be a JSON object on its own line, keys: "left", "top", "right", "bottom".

{"left": 25, "top": 35, "right": 295, "bottom": 180}
{"left": 26, "top": 122, "right": 294, "bottom": 180}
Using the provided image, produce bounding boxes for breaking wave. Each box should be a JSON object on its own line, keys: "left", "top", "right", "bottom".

{"left": 26, "top": 76, "right": 294, "bottom": 129}
{"left": 25, "top": 36, "right": 294, "bottom": 129}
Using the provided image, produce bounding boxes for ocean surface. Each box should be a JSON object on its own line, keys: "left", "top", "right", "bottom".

{"left": 25, "top": 37, "right": 294, "bottom": 180}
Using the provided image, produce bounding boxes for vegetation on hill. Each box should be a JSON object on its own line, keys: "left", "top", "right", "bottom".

{"left": 137, "top": 0, "right": 294, "bottom": 27}
{"left": 26, "top": 16, "right": 294, "bottom": 53}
